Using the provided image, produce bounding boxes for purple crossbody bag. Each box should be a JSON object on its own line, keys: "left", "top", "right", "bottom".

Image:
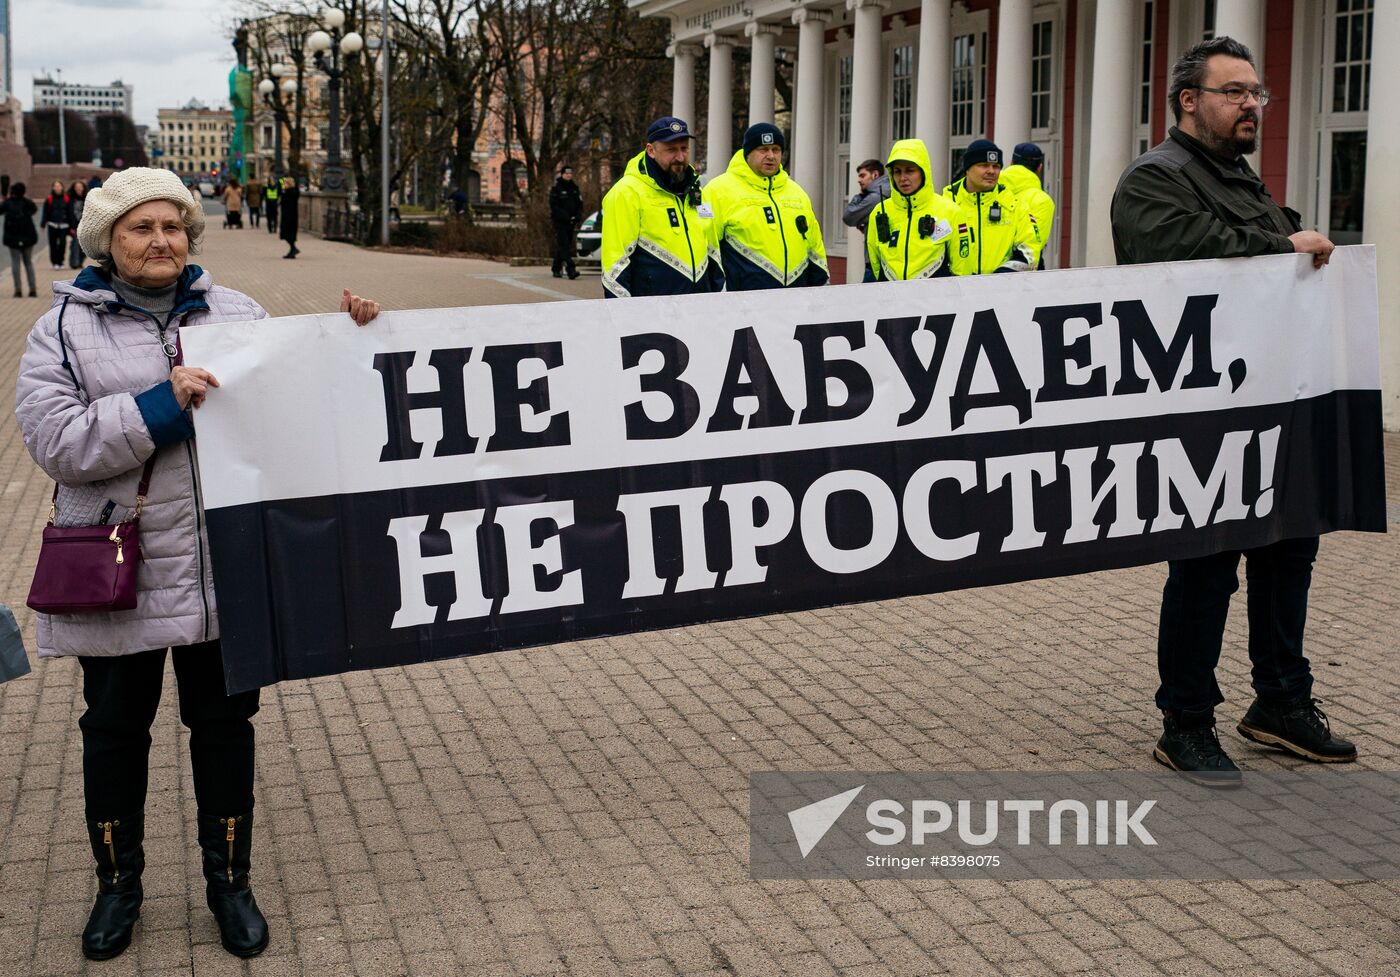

{"left": 26, "top": 297, "right": 158, "bottom": 614}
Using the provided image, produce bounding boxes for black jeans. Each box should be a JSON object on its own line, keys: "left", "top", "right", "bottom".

{"left": 47, "top": 226, "right": 68, "bottom": 266}
{"left": 78, "top": 642, "right": 259, "bottom": 818}
{"left": 1155, "top": 536, "right": 1320, "bottom": 714}
{"left": 551, "top": 221, "right": 576, "bottom": 275}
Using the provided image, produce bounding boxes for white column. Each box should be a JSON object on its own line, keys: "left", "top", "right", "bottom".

{"left": 705, "top": 34, "right": 735, "bottom": 178}
{"left": 668, "top": 43, "right": 700, "bottom": 130}
{"left": 915, "top": 0, "right": 951, "bottom": 169}
{"left": 1211, "top": 0, "right": 1264, "bottom": 62}
{"left": 992, "top": 0, "right": 1033, "bottom": 150}
{"left": 792, "top": 7, "right": 831, "bottom": 203}
{"left": 845, "top": 0, "right": 889, "bottom": 282}
{"left": 1212, "top": 0, "right": 1264, "bottom": 171}
{"left": 746, "top": 23, "right": 781, "bottom": 126}
{"left": 1365, "top": 0, "right": 1400, "bottom": 429}
{"left": 1082, "top": 0, "right": 1136, "bottom": 267}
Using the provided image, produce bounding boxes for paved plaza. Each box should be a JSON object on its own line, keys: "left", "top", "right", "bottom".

{"left": 1, "top": 221, "right": 1398, "bottom": 977}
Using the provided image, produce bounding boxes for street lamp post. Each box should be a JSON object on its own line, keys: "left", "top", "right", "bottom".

{"left": 366, "top": 4, "right": 392, "bottom": 246}
{"left": 380, "top": 0, "right": 390, "bottom": 245}
{"left": 307, "top": 7, "right": 363, "bottom": 193}
{"left": 257, "top": 66, "right": 299, "bottom": 179}
{"left": 54, "top": 69, "right": 68, "bottom": 166}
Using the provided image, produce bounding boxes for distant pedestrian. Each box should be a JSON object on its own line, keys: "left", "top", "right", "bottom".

{"left": 2, "top": 182, "right": 38, "bottom": 297}
{"left": 263, "top": 180, "right": 280, "bottom": 234}
{"left": 68, "top": 182, "right": 88, "bottom": 269}
{"left": 548, "top": 165, "right": 583, "bottom": 279}
{"left": 246, "top": 179, "right": 262, "bottom": 228}
{"left": 279, "top": 177, "right": 299, "bottom": 259}
{"left": 449, "top": 186, "right": 467, "bottom": 216}
{"left": 221, "top": 179, "right": 244, "bottom": 229}
{"left": 41, "top": 180, "right": 73, "bottom": 270}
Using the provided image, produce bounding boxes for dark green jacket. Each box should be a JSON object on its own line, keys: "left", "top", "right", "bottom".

{"left": 1111, "top": 127, "right": 1301, "bottom": 265}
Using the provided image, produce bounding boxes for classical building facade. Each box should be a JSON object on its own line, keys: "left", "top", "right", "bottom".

{"left": 156, "top": 102, "right": 233, "bottom": 181}
{"left": 635, "top": 0, "right": 1397, "bottom": 425}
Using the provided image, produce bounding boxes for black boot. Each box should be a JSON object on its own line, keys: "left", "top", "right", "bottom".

{"left": 82, "top": 814, "right": 144, "bottom": 960}
{"left": 197, "top": 812, "right": 269, "bottom": 958}
{"left": 1238, "top": 696, "right": 1357, "bottom": 762}
{"left": 1153, "top": 708, "right": 1242, "bottom": 787}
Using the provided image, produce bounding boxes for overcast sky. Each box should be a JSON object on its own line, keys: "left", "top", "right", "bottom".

{"left": 12, "top": 0, "right": 239, "bottom": 127}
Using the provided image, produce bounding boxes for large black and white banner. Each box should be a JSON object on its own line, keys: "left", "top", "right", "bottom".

{"left": 184, "top": 248, "right": 1386, "bottom": 693}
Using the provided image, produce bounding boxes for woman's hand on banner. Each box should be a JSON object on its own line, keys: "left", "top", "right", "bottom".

{"left": 171, "top": 366, "right": 219, "bottom": 409}
{"left": 340, "top": 289, "right": 382, "bottom": 327}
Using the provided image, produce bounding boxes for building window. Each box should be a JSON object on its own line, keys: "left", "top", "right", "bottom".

{"left": 1202, "top": 0, "right": 1216, "bottom": 39}
{"left": 838, "top": 54, "right": 853, "bottom": 145}
{"left": 979, "top": 30, "right": 988, "bottom": 134}
{"left": 1139, "top": 1, "right": 1154, "bottom": 128}
{"left": 949, "top": 27, "right": 988, "bottom": 178}
{"left": 1031, "top": 20, "right": 1053, "bottom": 130}
{"left": 1332, "top": 0, "right": 1372, "bottom": 113}
{"left": 1135, "top": 1, "right": 1154, "bottom": 157}
{"left": 891, "top": 44, "right": 913, "bottom": 141}
{"left": 951, "top": 33, "right": 976, "bottom": 138}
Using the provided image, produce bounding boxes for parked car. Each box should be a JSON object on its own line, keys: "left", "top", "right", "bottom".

{"left": 197, "top": 180, "right": 216, "bottom": 198}
{"left": 577, "top": 210, "right": 601, "bottom": 256}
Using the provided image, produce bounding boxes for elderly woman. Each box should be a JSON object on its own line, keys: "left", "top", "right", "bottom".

{"left": 14, "top": 168, "right": 380, "bottom": 961}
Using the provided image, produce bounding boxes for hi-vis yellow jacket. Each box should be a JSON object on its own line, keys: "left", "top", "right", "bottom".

{"left": 701, "top": 151, "right": 828, "bottom": 290}
{"left": 999, "top": 163, "right": 1055, "bottom": 268}
{"left": 865, "top": 139, "right": 962, "bottom": 281}
{"left": 600, "top": 150, "right": 724, "bottom": 298}
{"left": 941, "top": 175, "right": 1038, "bottom": 275}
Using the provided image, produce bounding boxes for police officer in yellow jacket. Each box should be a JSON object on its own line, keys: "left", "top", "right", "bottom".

{"left": 941, "top": 139, "right": 1038, "bottom": 275}
{"left": 701, "top": 123, "right": 828, "bottom": 290}
{"left": 1000, "top": 141, "right": 1056, "bottom": 268}
{"left": 600, "top": 116, "right": 724, "bottom": 298}
{"left": 865, "top": 138, "right": 962, "bottom": 281}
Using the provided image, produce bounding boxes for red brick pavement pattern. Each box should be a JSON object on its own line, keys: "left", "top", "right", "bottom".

{"left": 0, "top": 225, "right": 1397, "bottom": 975}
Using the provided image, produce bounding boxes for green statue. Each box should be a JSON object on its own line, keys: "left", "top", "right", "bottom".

{"left": 229, "top": 25, "right": 254, "bottom": 181}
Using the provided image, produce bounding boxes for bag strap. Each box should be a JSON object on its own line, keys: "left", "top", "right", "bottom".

{"left": 55, "top": 295, "right": 80, "bottom": 392}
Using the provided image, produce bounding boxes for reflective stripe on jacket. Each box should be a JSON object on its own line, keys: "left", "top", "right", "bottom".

{"left": 942, "top": 177, "right": 1037, "bottom": 275}
{"left": 865, "top": 139, "right": 961, "bottom": 282}
{"left": 599, "top": 151, "right": 723, "bottom": 298}
{"left": 999, "top": 163, "right": 1055, "bottom": 267}
{"left": 702, "top": 150, "right": 828, "bottom": 290}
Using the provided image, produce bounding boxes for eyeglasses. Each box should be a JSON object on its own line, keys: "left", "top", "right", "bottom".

{"left": 1196, "top": 85, "right": 1271, "bottom": 106}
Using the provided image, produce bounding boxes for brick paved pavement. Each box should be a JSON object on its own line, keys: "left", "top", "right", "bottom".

{"left": 1, "top": 223, "right": 1398, "bottom": 976}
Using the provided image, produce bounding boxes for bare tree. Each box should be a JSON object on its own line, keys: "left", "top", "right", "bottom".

{"left": 479, "top": 0, "right": 669, "bottom": 199}
{"left": 391, "top": 0, "right": 498, "bottom": 207}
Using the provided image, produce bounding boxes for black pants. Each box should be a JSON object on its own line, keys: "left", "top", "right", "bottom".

{"left": 249, "top": 206, "right": 261, "bottom": 227}
{"left": 79, "top": 642, "right": 259, "bottom": 819}
{"left": 551, "top": 221, "right": 576, "bottom": 276}
{"left": 265, "top": 206, "right": 279, "bottom": 234}
{"left": 1155, "top": 536, "right": 1319, "bottom": 714}
{"left": 47, "top": 226, "right": 68, "bottom": 266}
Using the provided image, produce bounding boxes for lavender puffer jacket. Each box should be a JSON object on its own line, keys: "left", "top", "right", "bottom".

{"left": 14, "top": 265, "right": 268, "bottom": 658}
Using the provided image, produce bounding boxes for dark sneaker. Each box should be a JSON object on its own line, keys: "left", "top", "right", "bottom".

{"left": 1238, "top": 697, "right": 1357, "bottom": 762}
{"left": 1153, "top": 710, "right": 1242, "bottom": 788}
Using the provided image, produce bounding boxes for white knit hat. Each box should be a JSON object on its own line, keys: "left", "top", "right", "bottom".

{"left": 77, "top": 167, "right": 206, "bottom": 261}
